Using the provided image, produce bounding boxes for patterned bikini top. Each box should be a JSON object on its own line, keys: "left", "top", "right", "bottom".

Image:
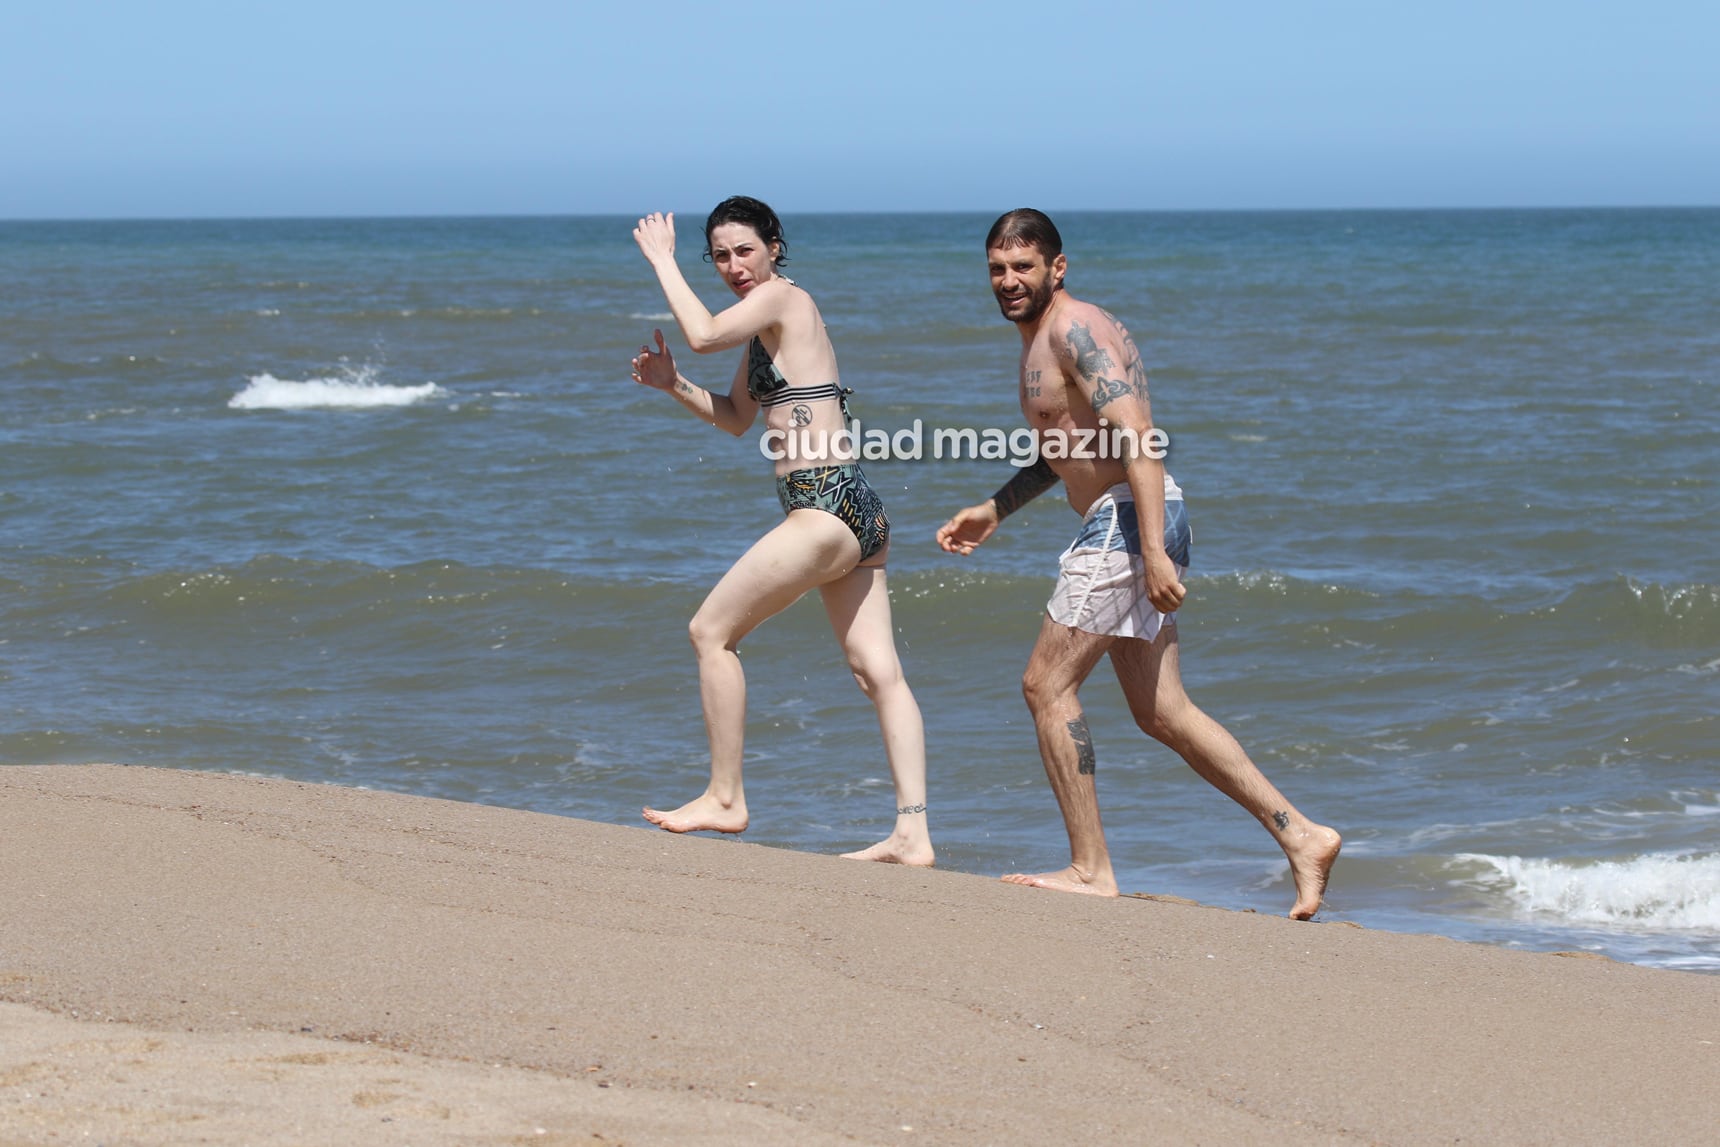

{"left": 746, "top": 336, "right": 849, "bottom": 411}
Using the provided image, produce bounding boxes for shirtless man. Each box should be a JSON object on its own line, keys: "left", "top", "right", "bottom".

{"left": 936, "top": 209, "right": 1339, "bottom": 918}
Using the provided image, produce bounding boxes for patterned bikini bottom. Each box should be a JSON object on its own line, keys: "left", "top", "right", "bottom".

{"left": 774, "top": 463, "right": 890, "bottom": 565}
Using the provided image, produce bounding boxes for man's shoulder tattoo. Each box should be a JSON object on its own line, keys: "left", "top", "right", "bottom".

{"left": 1065, "top": 322, "right": 1116, "bottom": 383}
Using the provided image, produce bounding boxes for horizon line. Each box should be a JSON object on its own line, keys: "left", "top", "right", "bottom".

{"left": 3, "top": 203, "right": 1717, "bottom": 226}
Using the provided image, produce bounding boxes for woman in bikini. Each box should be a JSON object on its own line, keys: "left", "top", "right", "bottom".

{"left": 629, "top": 196, "right": 932, "bottom": 866}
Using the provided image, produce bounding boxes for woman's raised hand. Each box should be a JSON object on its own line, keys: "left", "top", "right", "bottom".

{"left": 630, "top": 328, "right": 678, "bottom": 391}
{"left": 632, "top": 212, "right": 677, "bottom": 267}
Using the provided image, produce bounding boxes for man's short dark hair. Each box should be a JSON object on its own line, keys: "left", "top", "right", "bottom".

{"left": 985, "top": 208, "right": 1062, "bottom": 259}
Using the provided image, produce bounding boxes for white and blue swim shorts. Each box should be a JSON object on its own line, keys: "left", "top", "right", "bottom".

{"left": 1046, "top": 476, "right": 1191, "bottom": 641}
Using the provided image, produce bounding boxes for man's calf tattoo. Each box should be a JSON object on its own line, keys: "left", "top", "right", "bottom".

{"left": 1067, "top": 716, "right": 1096, "bottom": 775}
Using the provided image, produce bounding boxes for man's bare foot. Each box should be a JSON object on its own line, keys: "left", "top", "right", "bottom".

{"left": 1285, "top": 825, "right": 1342, "bottom": 920}
{"left": 641, "top": 794, "right": 748, "bottom": 835}
{"left": 841, "top": 833, "right": 935, "bottom": 867}
{"left": 1001, "top": 865, "right": 1119, "bottom": 897}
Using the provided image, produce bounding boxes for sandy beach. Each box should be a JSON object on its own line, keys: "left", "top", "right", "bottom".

{"left": 2, "top": 765, "right": 1715, "bottom": 1145}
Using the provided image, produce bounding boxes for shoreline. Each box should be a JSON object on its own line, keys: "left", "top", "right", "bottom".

{"left": 3, "top": 763, "right": 1717, "bottom": 1145}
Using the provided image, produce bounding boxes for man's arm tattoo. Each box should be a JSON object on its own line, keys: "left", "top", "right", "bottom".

{"left": 989, "top": 458, "right": 1060, "bottom": 519}
{"left": 1067, "top": 716, "right": 1096, "bottom": 775}
{"left": 1090, "top": 376, "right": 1131, "bottom": 413}
{"left": 1067, "top": 323, "right": 1115, "bottom": 380}
{"left": 1068, "top": 322, "right": 1132, "bottom": 412}
{"left": 1127, "top": 355, "right": 1151, "bottom": 403}
{"left": 1099, "top": 309, "right": 1153, "bottom": 403}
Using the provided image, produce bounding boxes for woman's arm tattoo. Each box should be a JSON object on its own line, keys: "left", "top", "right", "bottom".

{"left": 989, "top": 458, "right": 1060, "bottom": 519}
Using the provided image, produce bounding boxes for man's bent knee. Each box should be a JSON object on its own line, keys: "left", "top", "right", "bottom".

{"left": 1133, "top": 697, "right": 1195, "bottom": 749}
{"left": 1022, "top": 668, "right": 1065, "bottom": 715}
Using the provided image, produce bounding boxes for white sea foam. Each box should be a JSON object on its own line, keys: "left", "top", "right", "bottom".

{"left": 629, "top": 312, "right": 674, "bottom": 321}
{"left": 229, "top": 371, "right": 444, "bottom": 410}
{"left": 1453, "top": 851, "right": 1720, "bottom": 931}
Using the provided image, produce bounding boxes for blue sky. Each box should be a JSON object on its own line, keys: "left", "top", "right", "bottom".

{"left": 4, "top": 1, "right": 1716, "bottom": 219}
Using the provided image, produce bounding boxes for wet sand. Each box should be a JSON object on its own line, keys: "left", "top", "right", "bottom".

{"left": 2, "top": 764, "right": 1716, "bottom": 1145}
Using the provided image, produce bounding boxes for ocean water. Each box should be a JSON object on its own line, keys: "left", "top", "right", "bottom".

{"left": 2, "top": 209, "right": 1715, "bottom": 972}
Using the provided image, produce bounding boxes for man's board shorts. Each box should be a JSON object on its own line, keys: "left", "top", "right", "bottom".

{"left": 1046, "top": 475, "right": 1191, "bottom": 641}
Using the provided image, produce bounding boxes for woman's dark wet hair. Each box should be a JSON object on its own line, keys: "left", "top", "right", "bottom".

{"left": 703, "top": 196, "right": 789, "bottom": 267}
{"left": 985, "top": 208, "right": 1063, "bottom": 259}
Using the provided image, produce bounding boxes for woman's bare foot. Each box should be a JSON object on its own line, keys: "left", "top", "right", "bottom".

{"left": 1284, "top": 824, "right": 1342, "bottom": 920}
{"left": 1001, "top": 864, "right": 1119, "bottom": 897}
{"left": 841, "top": 832, "right": 935, "bottom": 867}
{"left": 641, "top": 793, "right": 748, "bottom": 835}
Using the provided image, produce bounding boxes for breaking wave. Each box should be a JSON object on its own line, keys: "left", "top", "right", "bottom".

{"left": 230, "top": 368, "right": 444, "bottom": 410}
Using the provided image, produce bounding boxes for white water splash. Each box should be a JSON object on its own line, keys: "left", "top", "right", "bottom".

{"left": 1454, "top": 851, "right": 1720, "bottom": 931}
{"left": 230, "top": 369, "right": 444, "bottom": 410}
